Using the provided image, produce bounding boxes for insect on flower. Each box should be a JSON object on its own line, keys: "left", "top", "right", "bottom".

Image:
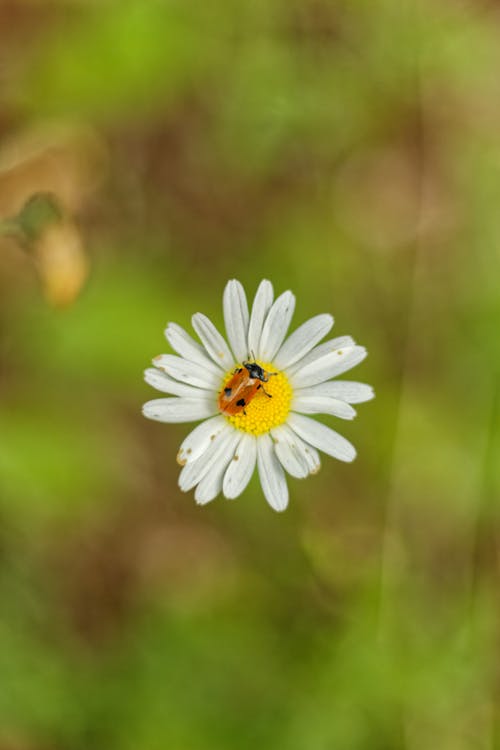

{"left": 218, "top": 360, "right": 277, "bottom": 416}
{"left": 143, "top": 279, "right": 374, "bottom": 511}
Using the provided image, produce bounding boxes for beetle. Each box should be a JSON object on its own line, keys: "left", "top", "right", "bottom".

{"left": 218, "top": 361, "right": 276, "bottom": 416}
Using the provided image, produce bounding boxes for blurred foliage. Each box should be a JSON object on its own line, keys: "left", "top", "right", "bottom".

{"left": 0, "top": 0, "right": 499, "bottom": 748}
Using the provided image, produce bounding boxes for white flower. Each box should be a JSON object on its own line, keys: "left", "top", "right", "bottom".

{"left": 143, "top": 280, "right": 374, "bottom": 512}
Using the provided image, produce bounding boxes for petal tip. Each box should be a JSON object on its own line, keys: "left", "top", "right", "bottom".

{"left": 141, "top": 401, "right": 155, "bottom": 418}
{"left": 272, "top": 505, "right": 288, "bottom": 513}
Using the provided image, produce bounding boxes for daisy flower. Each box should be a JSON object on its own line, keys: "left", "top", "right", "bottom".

{"left": 143, "top": 280, "right": 374, "bottom": 511}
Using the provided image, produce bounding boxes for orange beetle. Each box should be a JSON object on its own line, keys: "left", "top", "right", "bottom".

{"left": 218, "top": 361, "right": 276, "bottom": 416}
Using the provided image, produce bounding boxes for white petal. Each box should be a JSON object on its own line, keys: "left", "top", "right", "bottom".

{"left": 191, "top": 313, "right": 234, "bottom": 370}
{"left": 301, "top": 443, "right": 321, "bottom": 475}
{"left": 144, "top": 368, "right": 210, "bottom": 398}
{"left": 292, "top": 394, "right": 357, "bottom": 420}
{"left": 273, "top": 314, "right": 334, "bottom": 370}
{"left": 223, "top": 433, "right": 257, "bottom": 499}
{"left": 178, "top": 427, "right": 234, "bottom": 491}
{"left": 194, "top": 471, "right": 221, "bottom": 505}
{"left": 153, "top": 354, "right": 221, "bottom": 390}
{"left": 194, "top": 431, "right": 240, "bottom": 505}
{"left": 327, "top": 335, "right": 355, "bottom": 349}
{"left": 164, "top": 323, "right": 223, "bottom": 373}
{"left": 287, "top": 413, "right": 356, "bottom": 463}
{"left": 258, "top": 291, "right": 296, "bottom": 362}
{"left": 248, "top": 280, "right": 274, "bottom": 359}
{"left": 302, "top": 381, "right": 375, "bottom": 403}
{"left": 223, "top": 279, "right": 250, "bottom": 362}
{"left": 142, "top": 397, "right": 216, "bottom": 423}
{"left": 176, "top": 415, "right": 227, "bottom": 466}
{"left": 287, "top": 336, "right": 355, "bottom": 376}
{"left": 289, "top": 346, "right": 367, "bottom": 388}
{"left": 270, "top": 425, "right": 310, "bottom": 479}
{"left": 257, "top": 433, "right": 289, "bottom": 512}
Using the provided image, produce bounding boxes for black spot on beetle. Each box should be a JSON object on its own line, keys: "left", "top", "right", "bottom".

{"left": 224, "top": 387, "right": 232, "bottom": 396}
{"left": 256, "top": 384, "right": 261, "bottom": 390}
{"left": 236, "top": 398, "right": 246, "bottom": 407}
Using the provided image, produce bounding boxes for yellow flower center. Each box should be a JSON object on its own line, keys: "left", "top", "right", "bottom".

{"left": 219, "top": 360, "right": 293, "bottom": 436}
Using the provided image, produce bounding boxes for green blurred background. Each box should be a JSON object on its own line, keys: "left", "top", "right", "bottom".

{"left": 0, "top": 1, "right": 499, "bottom": 748}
